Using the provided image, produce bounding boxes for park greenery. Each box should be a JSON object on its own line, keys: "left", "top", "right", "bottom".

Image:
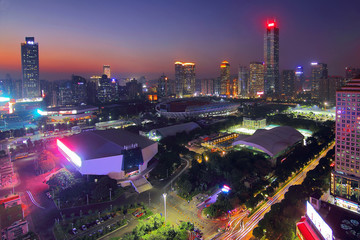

{"left": 47, "top": 170, "right": 124, "bottom": 208}
{"left": 174, "top": 118, "right": 334, "bottom": 219}
{"left": 253, "top": 148, "right": 334, "bottom": 240}
{"left": 121, "top": 214, "right": 194, "bottom": 240}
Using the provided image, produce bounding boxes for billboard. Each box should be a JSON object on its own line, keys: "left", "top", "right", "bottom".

{"left": 306, "top": 201, "right": 333, "bottom": 240}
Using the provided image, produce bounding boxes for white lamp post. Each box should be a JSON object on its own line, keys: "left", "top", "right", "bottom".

{"left": 163, "top": 193, "right": 167, "bottom": 223}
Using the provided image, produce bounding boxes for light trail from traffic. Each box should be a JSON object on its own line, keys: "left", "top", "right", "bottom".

{"left": 220, "top": 142, "right": 335, "bottom": 240}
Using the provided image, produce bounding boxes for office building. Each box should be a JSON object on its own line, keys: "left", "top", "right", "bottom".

{"left": 97, "top": 75, "right": 118, "bottom": 103}
{"left": 264, "top": 19, "right": 280, "bottom": 96}
{"left": 295, "top": 66, "right": 305, "bottom": 94}
{"left": 331, "top": 79, "right": 360, "bottom": 209}
{"left": 57, "top": 81, "right": 73, "bottom": 106}
{"left": 281, "top": 70, "right": 295, "bottom": 99}
{"left": 345, "top": 66, "right": 360, "bottom": 83}
{"left": 249, "top": 62, "right": 265, "bottom": 97}
{"left": 103, "top": 65, "right": 111, "bottom": 78}
{"left": 311, "top": 62, "right": 328, "bottom": 100}
{"left": 158, "top": 74, "right": 168, "bottom": 98}
{"left": 238, "top": 66, "right": 249, "bottom": 97}
{"left": 21, "top": 37, "right": 40, "bottom": 98}
{"left": 126, "top": 79, "right": 142, "bottom": 100}
{"left": 220, "top": 61, "right": 230, "bottom": 96}
{"left": 71, "top": 75, "right": 87, "bottom": 105}
{"left": 174, "top": 61, "right": 195, "bottom": 97}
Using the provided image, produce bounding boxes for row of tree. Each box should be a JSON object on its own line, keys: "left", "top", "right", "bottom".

{"left": 253, "top": 148, "right": 334, "bottom": 239}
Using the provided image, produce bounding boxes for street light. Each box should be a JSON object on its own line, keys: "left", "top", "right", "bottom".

{"left": 163, "top": 193, "right": 167, "bottom": 223}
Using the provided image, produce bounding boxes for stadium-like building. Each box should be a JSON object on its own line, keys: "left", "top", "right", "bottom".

{"left": 232, "top": 126, "right": 304, "bottom": 166}
{"left": 57, "top": 129, "right": 158, "bottom": 192}
{"left": 156, "top": 99, "right": 240, "bottom": 119}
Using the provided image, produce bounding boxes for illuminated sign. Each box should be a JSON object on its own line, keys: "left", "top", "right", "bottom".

{"left": 0, "top": 97, "right": 10, "bottom": 102}
{"left": 27, "top": 41, "right": 34, "bottom": 45}
{"left": 311, "top": 62, "right": 318, "bottom": 66}
{"left": 57, "top": 139, "right": 82, "bottom": 167}
{"left": 306, "top": 201, "right": 333, "bottom": 240}
{"left": 257, "top": 91, "right": 264, "bottom": 95}
{"left": 268, "top": 23, "right": 275, "bottom": 27}
{"left": 335, "top": 197, "right": 358, "bottom": 209}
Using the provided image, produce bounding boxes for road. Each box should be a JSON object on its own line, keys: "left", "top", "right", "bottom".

{"left": 220, "top": 142, "right": 335, "bottom": 240}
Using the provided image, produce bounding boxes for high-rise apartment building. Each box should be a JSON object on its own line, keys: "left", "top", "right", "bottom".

{"left": 249, "top": 62, "right": 264, "bottom": 97}
{"left": 281, "top": 70, "right": 295, "bottom": 99}
{"left": 21, "top": 37, "right": 40, "bottom": 98}
{"left": 158, "top": 74, "right": 168, "bottom": 98}
{"left": 238, "top": 66, "right": 249, "bottom": 97}
{"left": 174, "top": 61, "right": 195, "bottom": 97}
{"left": 264, "top": 19, "right": 279, "bottom": 96}
{"left": 103, "top": 65, "right": 111, "bottom": 79}
{"left": 311, "top": 62, "right": 328, "bottom": 100}
{"left": 200, "top": 79, "right": 214, "bottom": 95}
{"left": 331, "top": 79, "right": 360, "bottom": 206}
{"left": 295, "top": 66, "right": 305, "bottom": 94}
{"left": 220, "top": 61, "right": 230, "bottom": 96}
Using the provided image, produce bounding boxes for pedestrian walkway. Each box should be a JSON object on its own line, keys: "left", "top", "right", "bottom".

{"left": 131, "top": 177, "right": 152, "bottom": 193}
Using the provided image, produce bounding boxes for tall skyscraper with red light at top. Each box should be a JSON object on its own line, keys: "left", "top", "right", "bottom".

{"left": 264, "top": 19, "right": 279, "bottom": 96}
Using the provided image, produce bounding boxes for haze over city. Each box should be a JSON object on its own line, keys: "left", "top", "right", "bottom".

{"left": 1, "top": 0, "right": 360, "bottom": 80}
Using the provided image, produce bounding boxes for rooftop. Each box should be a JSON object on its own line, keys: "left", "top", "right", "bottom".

{"left": 60, "top": 129, "right": 156, "bottom": 160}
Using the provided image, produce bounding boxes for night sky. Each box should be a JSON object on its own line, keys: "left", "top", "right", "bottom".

{"left": 0, "top": 0, "right": 359, "bottom": 81}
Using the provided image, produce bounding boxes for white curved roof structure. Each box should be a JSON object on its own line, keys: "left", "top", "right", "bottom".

{"left": 232, "top": 126, "right": 304, "bottom": 157}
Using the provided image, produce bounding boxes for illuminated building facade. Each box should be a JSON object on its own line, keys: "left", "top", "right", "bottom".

{"left": 21, "top": 37, "right": 40, "bottom": 98}
{"left": 238, "top": 66, "right": 249, "bottom": 97}
{"left": 103, "top": 65, "right": 111, "bottom": 78}
{"left": 249, "top": 62, "right": 264, "bottom": 97}
{"left": 97, "top": 75, "right": 118, "bottom": 103}
{"left": 281, "top": 70, "right": 295, "bottom": 99}
{"left": 331, "top": 79, "right": 360, "bottom": 209}
{"left": 174, "top": 61, "right": 195, "bottom": 97}
{"left": 264, "top": 19, "right": 279, "bottom": 96}
{"left": 311, "top": 62, "right": 328, "bottom": 100}
{"left": 319, "top": 76, "right": 345, "bottom": 105}
{"left": 57, "top": 130, "right": 158, "bottom": 191}
{"left": 220, "top": 61, "right": 230, "bottom": 96}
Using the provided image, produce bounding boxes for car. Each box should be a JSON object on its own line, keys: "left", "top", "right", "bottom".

{"left": 72, "top": 228, "right": 78, "bottom": 235}
{"left": 46, "top": 192, "right": 52, "bottom": 199}
{"left": 137, "top": 212, "right": 144, "bottom": 217}
{"left": 96, "top": 219, "right": 100, "bottom": 225}
{"left": 100, "top": 218, "right": 104, "bottom": 223}
{"left": 81, "top": 225, "right": 87, "bottom": 231}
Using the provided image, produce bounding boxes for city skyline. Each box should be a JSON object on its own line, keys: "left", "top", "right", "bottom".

{"left": 0, "top": 0, "right": 360, "bottom": 81}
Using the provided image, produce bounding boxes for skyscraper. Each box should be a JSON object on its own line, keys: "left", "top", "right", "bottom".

{"left": 21, "top": 37, "right": 40, "bottom": 98}
{"left": 238, "top": 66, "right": 249, "bottom": 97}
{"left": 174, "top": 61, "right": 195, "bottom": 97}
{"left": 103, "top": 65, "right": 111, "bottom": 78}
{"left": 331, "top": 79, "right": 360, "bottom": 207}
{"left": 72, "top": 75, "right": 87, "bottom": 105}
{"left": 281, "top": 70, "right": 295, "bottom": 99}
{"left": 220, "top": 61, "right": 230, "bottom": 96}
{"left": 249, "top": 62, "right": 264, "bottom": 97}
{"left": 311, "top": 62, "right": 328, "bottom": 100}
{"left": 264, "top": 19, "right": 279, "bottom": 96}
{"left": 294, "top": 66, "right": 305, "bottom": 94}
